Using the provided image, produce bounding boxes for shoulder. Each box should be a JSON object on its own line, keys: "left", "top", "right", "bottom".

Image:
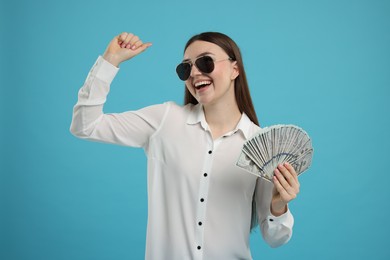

{"left": 164, "top": 101, "right": 197, "bottom": 115}
{"left": 143, "top": 101, "right": 197, "bottom": 123}
{"left": 137, "top": 101, "right": 189, "bottom": 113}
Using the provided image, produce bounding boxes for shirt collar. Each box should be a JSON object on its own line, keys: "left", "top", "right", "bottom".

{"left": 186, "top": 103, "right": 209, "bottom": 130}
{"left": 186, "top": 103, "right": 253, "bottom": 140}
{"left": 235, "top": 113, "right": 252, "bottom": 140}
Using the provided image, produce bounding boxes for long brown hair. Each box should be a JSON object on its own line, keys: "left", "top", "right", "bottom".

{"left": 183, "top": 32, "right": 259, "bottom": 127}
{"left": 182, "top": 32, "right": 260, "bottom": 231}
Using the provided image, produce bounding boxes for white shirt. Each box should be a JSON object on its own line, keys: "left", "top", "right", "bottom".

{"left": 70, "top": 56, "right": 294, "bottom": 260}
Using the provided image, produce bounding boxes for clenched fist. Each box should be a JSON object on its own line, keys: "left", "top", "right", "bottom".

{"left": 103, "top": 32, "right": 152, "bottom": 67}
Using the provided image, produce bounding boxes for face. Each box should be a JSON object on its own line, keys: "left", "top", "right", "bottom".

{"left": 182, "top": 41, "right": 239, "bottom": 106}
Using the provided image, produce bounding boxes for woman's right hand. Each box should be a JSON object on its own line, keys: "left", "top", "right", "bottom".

{"left": 103, "top": 32, "right": 152, "bottom": 67}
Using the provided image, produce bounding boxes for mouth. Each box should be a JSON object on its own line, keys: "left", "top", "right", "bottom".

{"left": 194, "top": 80, "right": 212, "bottom": 90}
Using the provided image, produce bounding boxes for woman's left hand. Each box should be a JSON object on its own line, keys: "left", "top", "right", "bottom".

{"left": 271, "top": 162, "right": 300, "bottom": 216}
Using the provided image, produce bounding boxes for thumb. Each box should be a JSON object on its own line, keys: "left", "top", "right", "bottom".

{"left": 132, "top": 42, "right": 153, "bottom": 56}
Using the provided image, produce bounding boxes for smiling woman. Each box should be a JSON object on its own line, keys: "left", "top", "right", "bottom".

{"left": 70, "top": 31, "right": 301, "bottom": 260}
{"left": 181, "top": 40, "right": 239, "bottom": 111}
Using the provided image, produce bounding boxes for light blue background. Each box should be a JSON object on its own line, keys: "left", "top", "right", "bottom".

{"left": 1, "top": 0, "right": 389, "bottom": 259}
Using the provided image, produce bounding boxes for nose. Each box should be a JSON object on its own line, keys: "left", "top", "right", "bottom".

{"left": 189, "top": 63, "right": 202, "bottom": 78}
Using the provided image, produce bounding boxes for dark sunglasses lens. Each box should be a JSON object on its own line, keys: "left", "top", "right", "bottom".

{"left": 196, "top": 56, "right": 214, "bottom": 74}
{"left": 176, "top": 63, "right": 191, "bottom": 81}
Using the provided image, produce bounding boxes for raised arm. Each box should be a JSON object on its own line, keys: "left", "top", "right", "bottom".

{"left": 70, "top": 33, "right": 166, "bottom": 148}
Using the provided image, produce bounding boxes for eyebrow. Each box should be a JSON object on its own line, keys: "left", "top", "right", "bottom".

{"left": 182, "top": 52, "right": 215, "bottom": 62}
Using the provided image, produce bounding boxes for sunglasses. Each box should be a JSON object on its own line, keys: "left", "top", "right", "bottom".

{"left": 176, "top": 55, "right": 234, "bottom": 81}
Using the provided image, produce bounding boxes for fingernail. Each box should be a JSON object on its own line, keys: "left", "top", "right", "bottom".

{"left": 131, "top": 45, "right": 136, "bottom": 50}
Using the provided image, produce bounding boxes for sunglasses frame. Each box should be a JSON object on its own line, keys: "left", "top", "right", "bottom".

{"left": 176, "top": 55, "right": 234, "bottom": 81}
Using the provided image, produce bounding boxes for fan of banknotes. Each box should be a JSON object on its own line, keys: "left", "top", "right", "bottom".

{"left": 236, "top": 124, "right": 313, "bottom": 182}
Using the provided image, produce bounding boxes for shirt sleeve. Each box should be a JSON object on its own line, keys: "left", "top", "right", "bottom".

{"left": 70, "top": 56, "right": 168, "bottom": 148}
{"left": 254, "top": 178, "right": 294, "bottom": 248}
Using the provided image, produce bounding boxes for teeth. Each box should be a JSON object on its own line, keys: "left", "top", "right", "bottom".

{"left": 194, "top": 81, "right": 211, "bottom": 87}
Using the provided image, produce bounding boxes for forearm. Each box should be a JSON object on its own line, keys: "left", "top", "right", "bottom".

{"left": 255, "top": 178, "right": 294, "bottom": 248}
{"left": 70, "top": 56, "right": 119, "bottom": 138}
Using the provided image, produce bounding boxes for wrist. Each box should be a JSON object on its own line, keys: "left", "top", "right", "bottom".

{"left": 102, "top": 53, "right": 121, "bottom": 67}
{"left": 271, "top": 199, "right": 288, "bottom": 216}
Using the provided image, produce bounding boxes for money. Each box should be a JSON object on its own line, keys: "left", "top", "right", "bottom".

{"left": 236, "top": 125, "right": 313, "bottom": 182}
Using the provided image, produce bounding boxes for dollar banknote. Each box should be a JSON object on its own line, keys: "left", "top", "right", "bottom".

{"left": 236, "top": 124, "right": 313, "bottom": 182}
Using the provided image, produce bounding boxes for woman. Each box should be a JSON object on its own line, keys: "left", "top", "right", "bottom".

{"left": 70, "top": 32, "right": 300, "bottom": 260}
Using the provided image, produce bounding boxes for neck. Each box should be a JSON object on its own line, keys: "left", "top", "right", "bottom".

{"left": 203, "top": 100, "right": 242, "bottom": 139}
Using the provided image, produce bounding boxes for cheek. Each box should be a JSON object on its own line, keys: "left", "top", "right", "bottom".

{"left": 212, "top": 63, "right": 231, "bottom": 78}
{"left": 210, "top": 67, "right": 230, "bottom": 85}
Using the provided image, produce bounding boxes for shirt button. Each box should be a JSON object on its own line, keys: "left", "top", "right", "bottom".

{"left": 197, "top": 246, "right": 201, "bottom": 250}
{"left": 204, "top": 173, "right": 208, "bottom": 177}
{"left": 198, "top": 221, "right": 202, "bottom": 226}
{"left": 208, "top": 150, "right": 212, "bottom": 154}
{"left": 269, "top": 218, "right": 274, "bottom": 222}
{"left": 200, "top": 198, "right": 204, "bottom": 202}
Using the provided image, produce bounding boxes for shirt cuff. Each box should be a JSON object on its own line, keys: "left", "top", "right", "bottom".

{"left": 267, "top": 208, "right": 294, "bottom": 226}
{"left": 89, "top": 56, "right": 119, "bottom": 84}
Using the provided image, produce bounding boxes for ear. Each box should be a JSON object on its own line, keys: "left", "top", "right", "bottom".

{"left": 230, "top": 61, "right": 239, "bottom": 80}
